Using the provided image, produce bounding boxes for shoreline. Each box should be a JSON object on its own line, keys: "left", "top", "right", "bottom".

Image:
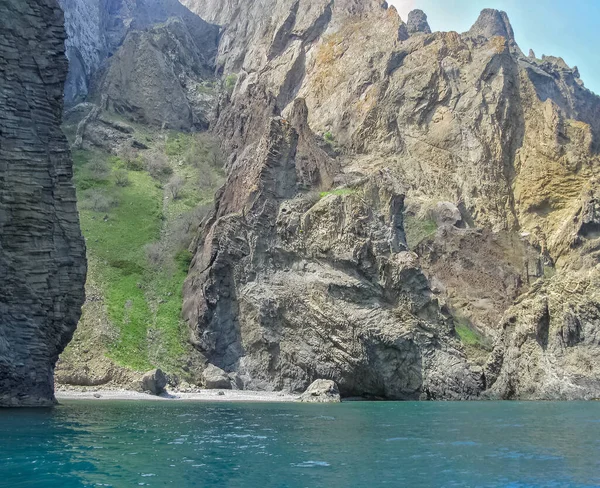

{"left": 55, "top": 388, "right": 301, "bottom": 403}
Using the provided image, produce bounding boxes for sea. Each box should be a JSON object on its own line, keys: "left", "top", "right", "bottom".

{"left": 1, "top": 400, "right": 599, "bottom": 487}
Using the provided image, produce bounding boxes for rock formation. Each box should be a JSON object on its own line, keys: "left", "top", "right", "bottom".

{"left": 140, "top": 369, "right": 167, "bottom": 395}
{"left": 59, "top": 0, "right": 219, "bottom": 106}
{"left": 0, "top": 0, "right": 86, "bottom": 406}
{"left": 406, "top": 9, "right": 431, "bottom": 35}
{"left": 180, "top": 2, "right": 600, "bottom": 399}
{"left": 60, "top": 0, "right": 220, "bottom": 129}
{"left": 54, "top": 0, "right": 600, "bottom": 400}
{"left": 300, "top": 379, "right": 341, "bottom": 403}
{"left": 182, "top": 97, "right": 483, "bottom": 399}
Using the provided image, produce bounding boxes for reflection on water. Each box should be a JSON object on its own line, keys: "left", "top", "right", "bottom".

{"left": 1, "top": 401, "right": 600, "bottom": 487}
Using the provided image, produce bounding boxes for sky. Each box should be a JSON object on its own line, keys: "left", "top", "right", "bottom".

{"left": 388, "top": 0, "right": 600, "bottom": 95}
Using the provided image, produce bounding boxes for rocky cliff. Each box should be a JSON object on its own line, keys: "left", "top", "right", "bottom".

{"left": 60, "top": 0, "right": 220, "bottom": 116}
{"left": 55, "top": 0, "right": 600, "bottom": 399}
{"left": 180, "top": 0, "right": 600, "bottom": 399}
{"left": 0, "top": 0, "right": 87, "bottom": 406}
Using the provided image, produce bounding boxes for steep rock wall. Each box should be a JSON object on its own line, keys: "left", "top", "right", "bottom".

{"left": 0, "top": 0, "right": 87, "bottom": 406}
{"left": 60, "top": 0, "right": 220, "bottom": 107}
{"left": 182, "top": 0, "right": 600, "bottom": 399}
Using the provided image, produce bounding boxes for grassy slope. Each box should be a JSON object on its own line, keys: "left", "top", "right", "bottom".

{"left": 65, "top": 130, "right": 224, "bottom": 377}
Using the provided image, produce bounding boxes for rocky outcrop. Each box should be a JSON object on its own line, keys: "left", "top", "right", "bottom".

{"left": 485, "top": 265, "right": 600, "bottom": 400}
{"left": 140, "top": 369, "right": 167, "bottom": 395}
{"left": 406, "top": 9, "right": 431, "bottom": 35}
{"left": 97, "top": 16, "right": 218, "bottom": 130}
{"left": 0, "top": 0, "right": 86, "bottom": 406}
{"left": 300, "top": 379, "right": 341, "bottom": 403}
{"left": 183, "top": 99, "right": 483, "bottom": 399}
{"left": 203, "top": 364, "right": 232, "bottom": 389}
{"left": 60, "top": 0, "right": 220, "bottom": 114}
{"left": 179, "top": 1, "right": 600, "bottom": 399}
{"left": 467, "top": 8, "right": 515, "bottom": 41}
{"left": 52, "top": 0, "right": 600, "bottom": 399}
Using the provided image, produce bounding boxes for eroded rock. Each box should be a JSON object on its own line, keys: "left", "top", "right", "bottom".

{"left": 140, "top": 369, "right": 168, "bottom": 395}
{"left": 300, "top": 380, "right": 341, "bottom": 403}
{"left": 0, "top": 0, "right": 87, "bottom": 407}
{"left": 407, "top": 9, "right": 431, "bottom": 35}
{"left": 203, "top": 364, "right": 232, "bottom": 390}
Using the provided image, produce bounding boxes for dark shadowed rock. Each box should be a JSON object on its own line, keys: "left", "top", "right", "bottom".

{"left": 407, "top": 9, "right": 431, "bottom": 35}
{"left": 300, "top": 380, "right": 341, "bottom": 403}
{"left": 60, "top": 0, "right": 219, "bottom": 106}
{"left": 140, "top": 369, "right": 167, "bottom": 395}
{"left": 98, "top": 16, "right": 219, "bottom": 130}
{"left": 0, "top": 0, "right": 87, "bottom": 407}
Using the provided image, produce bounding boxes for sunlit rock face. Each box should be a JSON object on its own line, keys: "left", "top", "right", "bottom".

{"left": 180, "top": 1, "right": 600, "bottom": 400}
{"left": 0, "top": 0, "right": 87, "bottom": 406}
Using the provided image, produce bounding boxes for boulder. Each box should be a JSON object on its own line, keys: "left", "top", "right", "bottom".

{"left": 300, "top": 380, "right": 341, "bottom": 403}
{"left": 203, "top": 364, "right": 232, "bottom": 389}
{"left": 140, "top": 369, "right": 167, "bottom": 395}
{"left": 433, "top": 202, "right": 463, "bottom": 227}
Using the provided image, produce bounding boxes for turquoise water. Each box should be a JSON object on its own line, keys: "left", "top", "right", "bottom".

{"left": 1, "top": 401, "right": 600, "bottom": 487}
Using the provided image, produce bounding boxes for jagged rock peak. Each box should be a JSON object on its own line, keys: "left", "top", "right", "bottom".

{"left": 407, "top": 9, "right": 431, "bottom": 34}
{"left": 468, "top": 8, "right": 514, "bottom": 41}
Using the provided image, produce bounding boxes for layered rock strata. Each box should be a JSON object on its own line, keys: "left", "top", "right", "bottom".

{"left": 0, "top": 0, "right": 86, "bottom": 407}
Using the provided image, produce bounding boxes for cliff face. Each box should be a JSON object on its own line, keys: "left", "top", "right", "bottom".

{"left": 0, "top": 0, "right": 87, "bottom": 406}
{"left": 60, "top": 0, "right": 220, "bottom": 110}
{"left": 55, "top": 0, "right": 600, "bottom": 399}
{"left": 98, "top": 14, "right": 219, "bottom": 130}
{"left": 181, "top": 1, "right": 600, "bottom": 399}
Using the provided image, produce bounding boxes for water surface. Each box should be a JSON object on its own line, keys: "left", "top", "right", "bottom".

{"left": 1, "top": 400, "right": 599, "bottom": 487}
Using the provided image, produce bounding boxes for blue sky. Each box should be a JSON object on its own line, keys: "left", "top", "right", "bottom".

{"left": 389, "top": 0, "right": 600, "bottom": 95}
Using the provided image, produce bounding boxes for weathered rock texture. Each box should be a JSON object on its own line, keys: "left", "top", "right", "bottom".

{"left": 0, "top": 0, "right": 86, "bottom": 406}
{"left": 183, "top": 98, "right": 483, "bottom": 399}
{"left": 98, "top": 16, "right": 218, "bottom": 130}
{"left": 140, "top": 369, "right": 167, "bottom": 395}
{"left": 60, "top": 0, "right": 219, "bottom": 107}
{"left": 180, "top": 1, "right": 600, "bottom": 399}
{"left": 54, "top": 0, "right": 600, "bottom": 399}
{"left": 59, "top": 0, "right": 220, "bottom": 132}
{"left": 300, "top": 379, "right": 341, "bottom": 403}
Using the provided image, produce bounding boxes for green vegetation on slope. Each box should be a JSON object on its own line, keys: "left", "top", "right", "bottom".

{"left": 70, "top": 129, "right": 225, "bottom": 374}
{"left": 404, "top": 215, "right": 437, "bottom": 250}
{"left": 453, "top": 314, "right": 493, "bottom": 365}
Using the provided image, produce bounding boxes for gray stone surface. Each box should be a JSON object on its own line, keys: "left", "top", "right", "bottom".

{"left": 183, "top": 99, "right": 483, "bottom": 400}
{"left": 180, "top": 2, "right": 600, "bottom": 400}
{"left": 406, "top": 9, "right": 431, "bottom": 35}
{"left": 140, "top": 369, "right": 167, "bottom": 395}
{"left": 98, "top": 17, "right": 218, "bottom": 130}
{"left": 300, "top": 380, "right": 341, "bottom": 403}
{"left": 59, "top": 0, "right": 219, "bottom": 108}
{"left": 52, "top": 0, "right": 600, "bottom": 400}
{"left": 0, "top": 0, "right": 87, "bottom": 407}
{"left": 467, "top": 8, "right": 515, "bottom": 41}
{"left": 203, "top": 364, "right": 232, "bottom": 390}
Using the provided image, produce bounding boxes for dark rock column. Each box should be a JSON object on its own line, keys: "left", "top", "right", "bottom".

{"left": 0, "top": 0, "right": 87, "bottom": 407}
